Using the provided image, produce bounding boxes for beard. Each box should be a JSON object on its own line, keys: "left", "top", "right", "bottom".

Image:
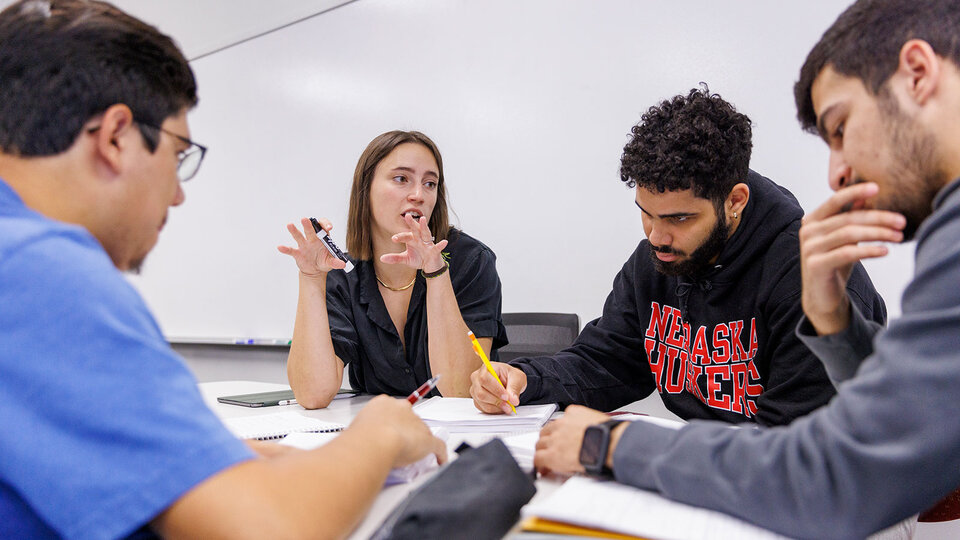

{"left": 127, "top": 258, "right": 145, "bottom": 274}
{"left": 650, "top": 211, "right": 729, "bottom": 277}
{"left": 870, "top": 92, "right": 948, "bottom": 241}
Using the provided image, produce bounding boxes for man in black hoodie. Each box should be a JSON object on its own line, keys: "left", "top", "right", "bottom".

{"left": 471, "top": 86, "right": 885, "bottom": 435}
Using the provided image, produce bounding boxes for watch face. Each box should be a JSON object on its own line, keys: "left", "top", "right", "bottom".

{"left": 579, "top": 425, "right": 605, "bottom": 469}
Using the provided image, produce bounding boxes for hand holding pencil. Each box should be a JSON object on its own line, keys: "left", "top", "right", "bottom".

{"left": 468, "top": 331, "right": 521, "bottom": 415}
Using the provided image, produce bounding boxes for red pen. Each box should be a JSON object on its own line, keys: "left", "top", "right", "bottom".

{"left": 407, "top": 374, "right": 441, "bottom": 405}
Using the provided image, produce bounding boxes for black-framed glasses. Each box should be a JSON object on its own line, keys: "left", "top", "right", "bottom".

{"left": 86, "top": 122, "right": 208, "bottom": 182}
{"left": 136, "top": 122, "right": 207, "bottom": 182}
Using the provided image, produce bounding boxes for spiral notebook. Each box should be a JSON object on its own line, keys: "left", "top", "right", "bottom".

{"left": 223, "top": 411, "right": 344, "bottom": 440}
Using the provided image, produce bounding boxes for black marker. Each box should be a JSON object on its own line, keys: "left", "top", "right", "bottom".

{"left": 310, "top": 217, "right": 354, "bottom": 272}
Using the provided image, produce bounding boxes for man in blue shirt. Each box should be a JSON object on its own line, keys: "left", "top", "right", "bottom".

{"left": 0, "top": 1, "right": 445, "bottom": 538}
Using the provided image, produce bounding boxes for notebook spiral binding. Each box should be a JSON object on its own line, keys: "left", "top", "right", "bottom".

{"left": 224, "top": 412, "right": 345, "bottom": 441}
{"left": 255, "top": 426, "right": 341, "bottom": 441}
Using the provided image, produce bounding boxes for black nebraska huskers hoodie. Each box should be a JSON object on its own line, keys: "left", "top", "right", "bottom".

{"left": 512, "top": 170, "right": 886, "bottom": 426}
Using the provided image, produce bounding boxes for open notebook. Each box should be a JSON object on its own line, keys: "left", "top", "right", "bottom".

{"left": 522, "top": 476, "right": 787, "bottom": 540}
{"left": 223, "top": 411, "right": 344, "bottom": 440}
{"left": 413, "top": 397, "right": 557, "bottom": 433}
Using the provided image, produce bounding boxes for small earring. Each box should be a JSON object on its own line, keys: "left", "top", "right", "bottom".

{"left": 733, "top": 212, "right": 738, "bottom": 219}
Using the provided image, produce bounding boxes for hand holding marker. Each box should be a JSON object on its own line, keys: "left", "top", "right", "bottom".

{"left": 309, "top": 217, "right": 354, "bottom": 272}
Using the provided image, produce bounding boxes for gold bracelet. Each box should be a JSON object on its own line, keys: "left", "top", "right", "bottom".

{"left": 420, "top": 260, "right": 449, "bottom": 279}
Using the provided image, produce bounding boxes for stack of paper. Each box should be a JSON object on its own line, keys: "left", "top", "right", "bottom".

{"left": 521, "top": 476, "right": 787, "bottom": 539}
{"left": 413, "top": 397, "right": 557, "bottom": 433}
{"left": 223, "top": 412, "right": 344, "bottom": 440}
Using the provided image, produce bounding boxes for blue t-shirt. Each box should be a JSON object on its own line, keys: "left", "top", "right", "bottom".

{"left": 0, "top": 179, "right": 254, "bottom": 540}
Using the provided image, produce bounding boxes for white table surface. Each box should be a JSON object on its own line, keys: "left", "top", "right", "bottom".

{"left": 198, "top": 380, "right": 563, "bottom": 539}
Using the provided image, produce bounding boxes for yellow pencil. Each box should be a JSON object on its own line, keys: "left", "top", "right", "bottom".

{"left": 467, "top": 330, "right": 517, "bottom": 414}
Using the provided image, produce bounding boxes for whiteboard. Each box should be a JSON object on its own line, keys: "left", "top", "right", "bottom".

{"left": 123, "top": 0, "right": 912, "bottom": 341}
{"left": 112, "top": 0, "right": 353, "bottom": 60}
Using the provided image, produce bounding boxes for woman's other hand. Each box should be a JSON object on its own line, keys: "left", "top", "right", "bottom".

{"left": 379, "top": 214, "right": 448, "bottom": 272}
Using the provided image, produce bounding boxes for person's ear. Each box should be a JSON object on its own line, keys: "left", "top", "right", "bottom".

{"left": 726, "top": 182, "right": 749, "bottom": 220}
{"left": 90, "top": 104, "right": 136, "bottom": 175}
{"left": 897, "top": 39, "right": 940, "bottom": 106}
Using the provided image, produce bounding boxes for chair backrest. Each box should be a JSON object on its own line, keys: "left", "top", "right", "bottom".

{"left": 497, "top": 312, "right": 580, "bottom": 363}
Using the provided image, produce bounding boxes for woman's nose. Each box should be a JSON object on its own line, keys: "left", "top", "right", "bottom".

{"left": 408, "top": 183, "right": 423, "bottom": 201}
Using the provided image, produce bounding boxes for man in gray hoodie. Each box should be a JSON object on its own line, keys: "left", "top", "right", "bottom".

{"left": 520, "top": 0, "right": 960, "bottom": 538}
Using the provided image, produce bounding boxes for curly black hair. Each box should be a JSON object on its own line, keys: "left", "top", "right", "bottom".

{"left": 620, "top": 85, "right": 752, "bottom": 204}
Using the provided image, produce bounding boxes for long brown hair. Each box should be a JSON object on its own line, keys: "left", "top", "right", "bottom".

{"left": 346, "top": 131, "right": 449, "bottom": 260}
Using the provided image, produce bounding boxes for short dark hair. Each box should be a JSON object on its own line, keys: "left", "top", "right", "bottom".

{"left": 795, "top": 0, "right": 960, "bottom": 133}
{"left": 0, "top": 0, "right": 197, "bottom": 156}
{"left": 346, "top": 131, "right": 450, "bottom": 260}
{"left": 620, "top": 85, "right": 752, "bottom": 204}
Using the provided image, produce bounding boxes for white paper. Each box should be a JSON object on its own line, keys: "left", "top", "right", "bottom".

{"left": 413, "top": 397, "right": 557, "bottom": 432}
{"left": 522, "top": 476, "right": 788, "bottom": 540}
{"left": 279, "top": 427, "right": 447, "bottom": 485}
{"left": 630, "top": 414, "right": 685, "bottom": 430}
{"left": 278, "top": 431, "right": 340, "bottom": 449}
{"left": 500, "top": 430, "right": 541, "bottom": 471}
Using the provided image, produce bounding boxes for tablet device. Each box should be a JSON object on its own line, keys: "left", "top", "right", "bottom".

{"left": 217, "top": 388, "right": 358, "bottom": 407}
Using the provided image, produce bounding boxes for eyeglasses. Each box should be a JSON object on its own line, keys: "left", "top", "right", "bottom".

{"left": 136, "top": 122, "right": 207, "bottom": 182}
{"left": 86, "top": 121, "right": 208, "bottom": 182}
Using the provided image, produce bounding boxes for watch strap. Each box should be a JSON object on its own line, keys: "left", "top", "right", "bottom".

{"left": 599, "top": 419, "right": 625, "bottom": 477}
{"left": 580, "top": 419, "right": 625, "bottom": 477}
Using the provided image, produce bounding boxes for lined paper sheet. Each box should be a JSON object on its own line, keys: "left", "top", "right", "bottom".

{"left": 522, "top": 476, "right": 788, "bottom": 540}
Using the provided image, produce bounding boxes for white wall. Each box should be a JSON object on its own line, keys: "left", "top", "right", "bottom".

{"left": 10, "top": 0, "right": 914, "bottom": 340}
{"left": 123, "top": 0, "right": 914, "bottom": 341}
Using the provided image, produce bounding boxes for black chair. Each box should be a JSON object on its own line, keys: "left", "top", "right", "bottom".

{"left": 497, "top": 312, "right": 580, "bottom": 363}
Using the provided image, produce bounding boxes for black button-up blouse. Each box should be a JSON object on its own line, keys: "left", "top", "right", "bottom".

{"left": 325, "top": 228, "right": 508, "bottom": 396}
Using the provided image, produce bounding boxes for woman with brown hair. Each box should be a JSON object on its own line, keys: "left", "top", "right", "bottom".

{"left": 279, "top": 131, "right": 507, "bottom": 408}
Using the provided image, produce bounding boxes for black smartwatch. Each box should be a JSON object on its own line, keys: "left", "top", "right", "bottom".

{"left": 579, "top": 419, "right": 625, "bottom": 477}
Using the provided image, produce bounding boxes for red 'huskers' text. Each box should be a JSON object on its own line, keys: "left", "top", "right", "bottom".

{"left": 644, "top": 301, "right": 762, "bottom": 417}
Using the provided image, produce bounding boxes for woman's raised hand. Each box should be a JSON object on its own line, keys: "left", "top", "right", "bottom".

{"left": 277, "top": 217, "right": 347, "bottom": 276}
{"left": 379, "top": 214, "right": 448, "bottom": 272}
